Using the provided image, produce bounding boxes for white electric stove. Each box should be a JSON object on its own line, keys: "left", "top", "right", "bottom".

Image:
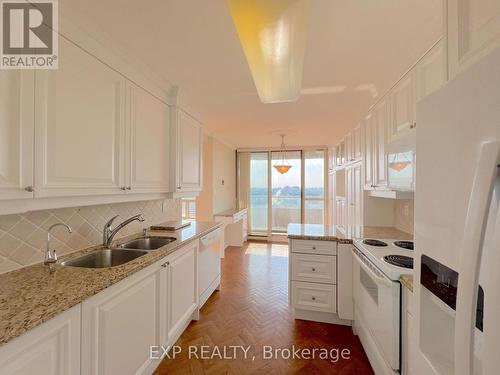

{"left": 352, "top": 238, "right": 414, "bottom": 375}
{"left": 353, "top": 238, "right": 414, "bottom": 280}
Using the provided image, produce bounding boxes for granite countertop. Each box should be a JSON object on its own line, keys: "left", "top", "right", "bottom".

{"left": 0, "top": 221, "right": 221, "bottom": 345}
{"left": 400, "top": 275, "right": 414, "bottom": 292}
{"left": 214, "top": 207, "right": 247, "bottom": 217}
{"left": 287, "top": 223, "right": 413, "bottom": 244}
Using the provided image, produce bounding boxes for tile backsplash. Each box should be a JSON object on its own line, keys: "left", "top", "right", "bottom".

{"left": 0, "top": 199, "right": 181, "bottom": 275}
{"left": 395, "top": 199, "right": 414, "bottom": 235}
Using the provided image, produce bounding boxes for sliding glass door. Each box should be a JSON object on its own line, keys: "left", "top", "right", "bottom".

{"left": 304, "top": 150, "right": 325, "bottom": 224}
{"left": 271, "top": 151, "right": 302, "bottom": 232}
{"left": 249, "top": 153, "right": 269, "bottom": 235}
{"left": 244, "top": 149, "right": 326, "bottom": 236}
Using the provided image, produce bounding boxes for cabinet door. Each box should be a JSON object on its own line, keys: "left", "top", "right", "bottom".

{"left": 345, "top": 132, "right": 353, "bottom": 163}
{"left": 0, "top": 306, "right": 80, "bottom": 375}
{"left": 35, "top": 37, "right": 126, "bottom": 197}
{"left": 374, "top": 99, "right": 389, "bottom": 189}
{"left": 353, "top": 163, "right": 362, "bottom": 229}
{"left": 174, "top": 110, "right": 202, "bottom": 192}
{"left": 391, "top": 73, "right": 415, "bottom": 140}
{"left": 81, "top": 266, "right": 161, "bottom": 375}
{"left": 363, "top": 115, "right": 375, "bottom": 189}
{"left": 448, "top": 0, "right": 500, "bottom": 77}
{"left": 416, "top": 39, "right": 447, "bottom": 100}
{"left": 128, "top": 83, "right": 170, "bottom": 193}
{"left": 353, "top": 124, "right": 362, "bottom": 160}
{"left": 0, "top": 71, "right": 34, "bottom": 200}
{"left": 167, "top": 241, "right": 198, "bottom": 340}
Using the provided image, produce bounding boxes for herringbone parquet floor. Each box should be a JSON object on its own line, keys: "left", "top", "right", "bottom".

{"left": 155, "top": 241, "right": 374, "bottom": 375}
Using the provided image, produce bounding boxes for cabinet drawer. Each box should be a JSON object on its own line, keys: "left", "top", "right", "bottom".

{"left": 291, "top": 281, "right": 337, "bottom": 313}
{"left": 291, "top": 254, "right": 336, "bottom": 284}
{"left": 291, "top": 239, "right": 337, "bottom": 255}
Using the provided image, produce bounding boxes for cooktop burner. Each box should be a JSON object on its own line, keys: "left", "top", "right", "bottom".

{"left": 383, "top": 255, "right": 414, "bottom": 269}
{"left": 363, "top": 239, "right": 388, "bottom": 247}
{"left": 394, "top": 241, "right": 414, "bottom": 250}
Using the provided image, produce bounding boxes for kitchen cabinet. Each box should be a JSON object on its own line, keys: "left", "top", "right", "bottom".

{"left": 345, "top": 132, "right": 353, "bottom": 163}
{"left": 346, "top": 162, "right": 362, "bottom": 236}
{"left": 374, "top": 99, "right": 389, "bottom": 189}
{"left": 363, "top": 99, "right": 389, "bottom": 191}
{"left": 35, "top": 37, "right": 127, "bottom": 198}
{"left": 289, "top": 238, "right": 352, "bottom": 324}
{"left": 352, "top": 125, "right": 362, "bottom": 161}
{"left": 166, "top": 240, "right": 198, "bottom": 340}
{"left": 128, "top": 83, "right": 170, "bottom": 193}
{"left": 0, "top": 305, "right": 81, "bottom": 375}
{"left": 416, "top": 39, "right": 447, "bottom": 100}
{"left": 170, "top": 108, "right": 203, "bottom": 194}
{"left": 448, "top": 0, "right": 500, "bottom": 78}
{"left": 335, "top": 198, "right": 347, "bottom": 234}
{"left": 0, "top": 71, "right": 34, "bottom": 200}
{"left": 390, "top": 73, "right": 416, "bottom": 140}
{"left": 363, "top": 114, "right": 375, "bottom": 190}
{"left": 81, "top": 262, "right": 161, "bottom": 375}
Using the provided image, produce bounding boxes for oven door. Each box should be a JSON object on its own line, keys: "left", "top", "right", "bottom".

{"left": 353, "top": 248, "right": 401, "bottom": 370}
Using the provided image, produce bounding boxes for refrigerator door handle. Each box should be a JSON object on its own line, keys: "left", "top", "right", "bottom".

{"left": 455, "top": 140, "right": 500, "bottom": 375}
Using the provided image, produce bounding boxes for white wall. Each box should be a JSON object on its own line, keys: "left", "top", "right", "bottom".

{"left": 212, "top": 138, "right": 236, "bottom": 214}
{"left": 196, "top": 135, "right": 236, "bottom": 220}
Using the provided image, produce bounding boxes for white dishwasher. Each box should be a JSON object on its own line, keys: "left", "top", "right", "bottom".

{"left": 198, "top": 228, "right": 222, "bottom": 307}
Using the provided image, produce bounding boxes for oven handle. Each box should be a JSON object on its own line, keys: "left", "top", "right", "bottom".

{"left": 352, "top": 248, "right": 393, "bottom": 288}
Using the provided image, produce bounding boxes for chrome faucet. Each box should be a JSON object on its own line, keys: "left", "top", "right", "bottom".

{"left": 45, "top": 223, "right": 72, "bottom": 266}
{"left": 103, "top": 214, "right": 145, "bottom": 247}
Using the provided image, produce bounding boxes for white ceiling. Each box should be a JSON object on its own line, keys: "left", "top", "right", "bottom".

{"left": 62, "top": 0, "right": 443, "bottom": 148}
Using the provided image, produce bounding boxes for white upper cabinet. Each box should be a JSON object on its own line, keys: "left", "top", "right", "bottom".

{"left": 363, "top": 114, "right": 375, "bottom": 190}
{"left": 127, "top": 83, "right": 170, "bottom": 193}
{"left": 170, "top": 108, "right": 202, "bottom": 193}
{"left": 35, "top": 37, "right": 126, "bottom": 197}
{"left": 352, "top": 124, "right": 362, "bottom": 161}
{"left": 448, "top": 0, "right": 500, "bottom": 77}
{"left": 0, "top": 71, "right": 34, "bottom": 201}
{"left": 390, "top": 73, "right": 416, "bottom": 140}
{"left": 374, "top": 99, "right": 389, "bottom": 189}
{"left": 345, "top": 132, "right": 353, "bottom": 163}
{"left": 416, "top": 39, "right": 447, "bottom": 100}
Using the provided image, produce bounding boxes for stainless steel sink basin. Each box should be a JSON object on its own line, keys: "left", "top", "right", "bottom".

{"left": 60, "top": 249, "right": 147, "bottom": 268}
{"left": 116, "top": 236, "right": 176, "bottom": 250}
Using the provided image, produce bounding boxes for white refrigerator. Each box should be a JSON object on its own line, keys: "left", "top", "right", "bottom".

{"left": 414, "top": 45, "right": 500, "bottom": 375}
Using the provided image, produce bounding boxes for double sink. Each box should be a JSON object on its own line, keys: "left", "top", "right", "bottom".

{"left": 61, "top": 236, "right": 177, "bottom": 268}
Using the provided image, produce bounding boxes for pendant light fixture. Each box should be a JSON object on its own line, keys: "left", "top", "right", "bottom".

{"left": 227, "top": 0, "right": 310, "bottom": 103}
{"left": 274, "top": 134, "right": 292, "bottom": 174}
{"left": 389, "top": 153, "right": 411, "bottom": 171}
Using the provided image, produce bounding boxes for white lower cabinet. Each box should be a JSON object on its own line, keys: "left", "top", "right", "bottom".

{"left": 0, "top": 306, "right": 81, "bottom": 375}
{"left": 165, "top": 241, "right": 198, "bottom": 341}
{"left": 289, "top": 239, "right": 351, "bottom": 325}
{"left": 81, "top": 262, "right": 162, "bottom": 375}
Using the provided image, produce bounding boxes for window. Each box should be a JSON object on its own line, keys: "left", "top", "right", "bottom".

{"left": 181, "top": 198, "right": 196, "bottom": 220}
{"left": 240, "top": 149, "right": 326, "bottom": 236}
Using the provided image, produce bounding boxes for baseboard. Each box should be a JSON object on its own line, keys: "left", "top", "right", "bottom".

{"left": 293, "top": 309, "right": 352, "bottom": 326}
{"left": 199, "top": 275, "right": 221, "bottom": 308}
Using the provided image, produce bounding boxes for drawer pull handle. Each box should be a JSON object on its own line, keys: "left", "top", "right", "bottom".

{"left": 312, "top": 268, "right": 316, "bottom": 272}
{"left": 312, "top": 246, "right": 316, "bottom": 250}
{"left": 311, "top": 296, "right": 316, "bottom": 301}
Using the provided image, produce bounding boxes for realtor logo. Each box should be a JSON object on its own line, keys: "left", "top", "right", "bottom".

{"left": 1, "top": 0, "right": 58, "bottom": 69}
